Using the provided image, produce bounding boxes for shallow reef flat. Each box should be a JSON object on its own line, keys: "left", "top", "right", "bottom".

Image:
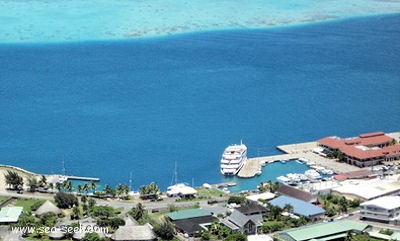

{"left": 0, "top": 0, "right": 400, "bottom": 43}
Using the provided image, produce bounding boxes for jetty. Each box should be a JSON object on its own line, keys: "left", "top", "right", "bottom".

{"left": 237, "top": 141, "right": 360, "bottom": 178}
{"left": 47, "top": 174, "right": 100, "bottom": 184}
{"left": 65, "top": 175, "right": 100, "bottom": 182}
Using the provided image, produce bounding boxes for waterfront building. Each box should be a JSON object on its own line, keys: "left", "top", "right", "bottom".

{"left": 360, "top": 196, "right": 400, "bottom": 225}
{"left": 275, "top": 220, "right": 371, "bottom": 241}
{"left": 166, "top": 183, "right": 197, "bottom": 198}
{"left": 318, "top": 132, "right": 400, "bottom": 167}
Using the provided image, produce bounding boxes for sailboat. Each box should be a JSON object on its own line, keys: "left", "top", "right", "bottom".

{"left": 166, "top": 162, "right": 197, "bottom": 198}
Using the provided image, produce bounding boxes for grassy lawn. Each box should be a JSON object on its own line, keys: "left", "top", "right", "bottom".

{"left": 196, "top": 187, "right": 226, "bottom": 197}
{"left": 0, "top": 195, "right": 11, "bottom": 203}
{"left": 12, "top": 198, "right": 46, "bottom": 212}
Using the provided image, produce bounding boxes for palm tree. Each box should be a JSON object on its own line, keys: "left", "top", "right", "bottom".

{"left": 130, "top": 203, "right": 146, "bottom": 221}
{"left": 270, "top": 205, "right": 282, "bottom": 219}
{"left": 83, "top": 183, "right": 90, "bottom": 195}
{"left": 116, "top": 184, "right": 126, "bottom": 198}
{"left": 39, "top": 175, "right": 47, "bottom": 188}
{"left": 104, "top": 184, "right": 115, "bottom": 197}
{"left": 88, "top": 198, "right": 96, "bottom": 209}
{"left": 90, "top": 181, "right": 97, "bottom": 194}
{"left": 118, "top": 184, "right": 130, "bottom": 198}
{"left": 77, "top": 185, "right": 83, "bottom": 195}
{"left": 27, "top": 177, "right": 39, "bottom": 192}
{"left": 283, "top": 203, "right": 294, "bottom": 214}
{"left": 48, "top": 182, "right": 54, "bottom": 192}
{"left": 55, "top": 182, "right": 63, "bottom": 192}
{"left": 65, "top": 181, "right": 73, "bottom": 193}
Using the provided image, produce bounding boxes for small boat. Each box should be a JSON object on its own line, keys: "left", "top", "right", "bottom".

{"left": 305, "top": 169, "right": 321, "bottom": 180}
{"left": 307, "top": 161, "right": 316, "bottom": 166}
{"left": 277, "top": 176, "right": 290, "bottom": 183}
{"left": 323, "top": 169, "right": 334, "bottom": 175}
{"left": 280, "top": 160, "right": 287, "bottom": 164}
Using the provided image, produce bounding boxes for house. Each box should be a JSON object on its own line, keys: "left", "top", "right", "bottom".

{"left": 236, "top": 201, "right": 268, "bottom": 216}
{"left": 275, "top": 220, "right": 371, "bottom": 241}
{"left": 226, "top": 209, "right": 264, "bottom": 235}
{"left": 111, "top": 224, "right": 156, "bottom": 241}
{"left": 111, "top": 215, "right": 156, "bottom": 241}
{"left": 360, "top": 196, "right": 400, "bottom": 225}
{"left": 221, "top": 201, "right": 266, "bottom": 234}
{"left": 35, "top": 200, "right": 62, "bottom": 217}
{"left": 269, "top": 195, "right": 325, "bottom": 221}
{"left": 166, "top": 208, "right": 218, "bottom": 236}
{"left": 0, "top": 206, "right": 23, "bottom": 224}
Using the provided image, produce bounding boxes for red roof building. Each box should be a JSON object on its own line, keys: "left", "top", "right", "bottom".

{"left": 318, "top": 132, "right": 399, "bottom": 167}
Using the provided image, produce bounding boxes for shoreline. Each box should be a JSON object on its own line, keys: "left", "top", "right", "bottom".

{"left": 2, "top": 132, "right": 399, "bottom": 193}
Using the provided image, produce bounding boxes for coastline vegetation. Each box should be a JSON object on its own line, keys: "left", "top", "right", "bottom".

{"left": 2, "top": 165, "right": 396, "bottom": 241}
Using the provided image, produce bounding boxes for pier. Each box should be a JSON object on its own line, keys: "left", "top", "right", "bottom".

{"left": 237, "top": 141, "right": 361, "bottom": 178}
{"left": 66, "top": 176, "right": 100, "bottom": 182}
{"left": 47, "top": 174, "right": 100, "bottom": 184}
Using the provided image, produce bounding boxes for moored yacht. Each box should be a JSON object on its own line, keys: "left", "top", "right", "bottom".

{"left": 220, "top": 143, "right": 247, "bottom": 175}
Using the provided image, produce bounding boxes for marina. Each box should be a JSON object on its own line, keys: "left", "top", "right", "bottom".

{"left": 238, "top": 132, "right": 400, "bottom": 180}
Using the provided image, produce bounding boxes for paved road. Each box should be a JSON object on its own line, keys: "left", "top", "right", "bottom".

{"left": 0, "top": 190, "right": 212, "bottom": 214}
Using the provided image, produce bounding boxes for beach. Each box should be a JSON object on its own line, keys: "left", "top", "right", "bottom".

{"left": 0, "top": 0, "right": 400, "bottom": 43}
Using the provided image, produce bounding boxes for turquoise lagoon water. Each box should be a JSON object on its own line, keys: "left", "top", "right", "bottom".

{"left": 1, "top": 0, "right": 400, "bottom": 43}
{"left": 0, "top": 2, "right": 399, "bottom": 192}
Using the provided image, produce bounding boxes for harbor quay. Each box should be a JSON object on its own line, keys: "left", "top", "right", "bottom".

{"left": 238, "top": 141, "right": 360, "bottom": 178}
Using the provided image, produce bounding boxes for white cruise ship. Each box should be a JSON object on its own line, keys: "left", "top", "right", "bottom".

{"left": 220, "top": 143, "right": 247, "bottom": 175}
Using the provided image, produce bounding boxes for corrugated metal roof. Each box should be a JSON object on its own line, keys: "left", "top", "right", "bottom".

{"left": 166, "top": 208, "right": 211, "bottom": 220}
{"left": 278, "top": 220, "right": 370, "bottom": 241}
{"left": 0, "top": 206, "right": 23, "bottom": 223}
{"left": 269, "top": 195, "right": 325, "bottom": 217}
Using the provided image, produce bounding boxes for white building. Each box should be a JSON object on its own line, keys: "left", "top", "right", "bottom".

{"left": 166, "top": 183, "right": 197, "bottom": 198}
{"left": 360, "top": 196, "right": 400, "bottom": 225}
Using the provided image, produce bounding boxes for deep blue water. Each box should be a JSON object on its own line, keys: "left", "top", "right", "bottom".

{"left": 1, "top": 14, "right": 399, "bottom": 191}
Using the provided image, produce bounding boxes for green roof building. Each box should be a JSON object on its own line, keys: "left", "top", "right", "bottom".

{"left": 275, "top": 220, "right": 371, "bottom": 241}
{"left": 166, "top": 208, "right": 218, "bottom": 236}
{"left": 0, "top": 206, "right": 23, "bottom": 223}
